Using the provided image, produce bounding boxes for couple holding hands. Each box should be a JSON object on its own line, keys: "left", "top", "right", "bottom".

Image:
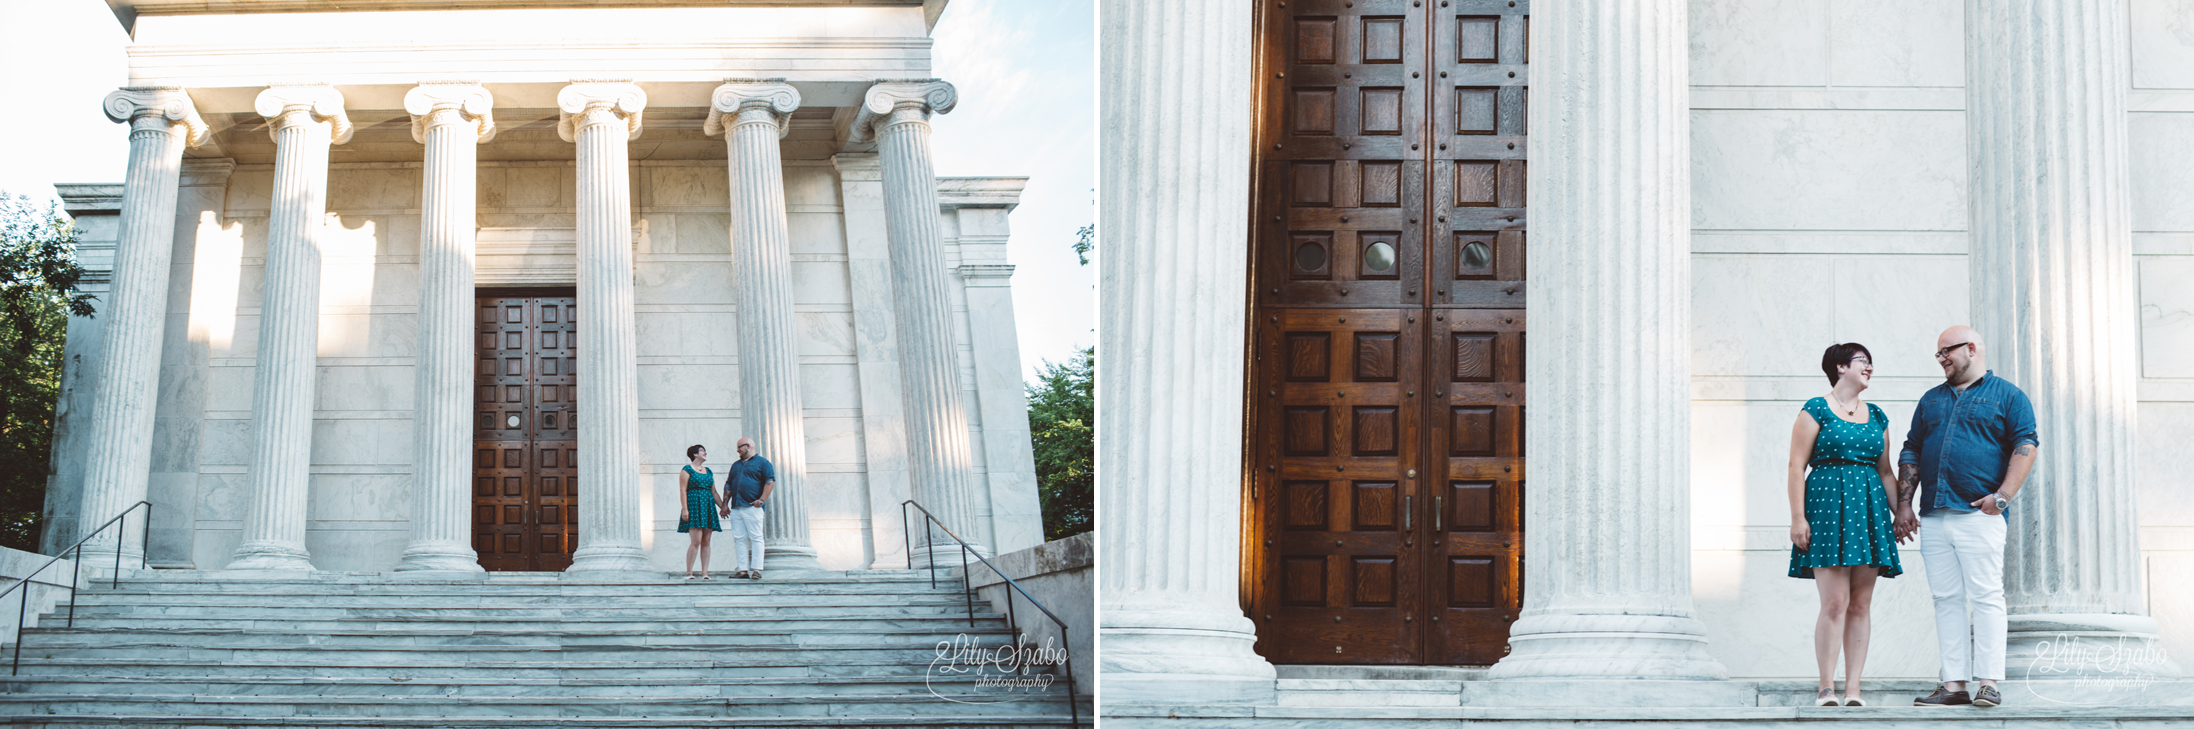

{"left": 676, "top": 438, "right": 778, "bottom": 580}
{"left": 1787, "top": 325, "right": 2039, "bottom": 709}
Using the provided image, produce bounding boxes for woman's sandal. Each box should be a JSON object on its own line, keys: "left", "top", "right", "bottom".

{"left": 683, "top": 574, "right": 696, "bottom": 581}
{"left": 1841, "top": 695, "right": 1865, "bottom": 707}
{"left": 1815, "top": 688, "right": 1837, "bottom": 706}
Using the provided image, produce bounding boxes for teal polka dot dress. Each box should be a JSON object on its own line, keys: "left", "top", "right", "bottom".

{"left": 1788, "top": 397, "right": 1902, "bottom": 579}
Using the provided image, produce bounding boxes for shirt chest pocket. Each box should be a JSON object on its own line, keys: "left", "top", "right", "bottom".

{"left": 1961, "top": 396, "right": 2007, "bottom": 437}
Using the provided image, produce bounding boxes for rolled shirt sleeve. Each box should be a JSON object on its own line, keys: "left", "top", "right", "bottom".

{"left": 2006, "top": 388, "right": 2039, "bottom": 450}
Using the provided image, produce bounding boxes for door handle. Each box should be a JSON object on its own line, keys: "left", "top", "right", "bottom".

{"left": 1434, "top": 496, "right": 1443, "bottom": 532}
{"left": 1405, "top": 496, "right": 1412, "bottom": 530}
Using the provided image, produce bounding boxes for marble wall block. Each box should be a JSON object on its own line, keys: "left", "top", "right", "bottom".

{"left": 633, "top": 312, "right": 743, "bottom": 358}
{"left": 1690, "top": 0, "right": 1826, "bottom": 86}
{"left": 667, "top": 214, "right": 732, "bottom": 254}
{"left": 303, "top": 527, "right": 409, "bottom": 572}
{"left": 798, "top": 364, "right": 863, "bottom": 411}
{"left": 797, "top": 312, "right": 857, "bottom": 358}
{"left": 635, "top": 363, "right": 743, "bottom": 412}
{"left": 804, "top": 415, "right": 865, "bottom": 466}
{"left": 1826, "top": 0, "right": 1963, "bottom": 87}
{"left": 790, "top": 261, "right": 854, "bottom": 306}
{"left": 478, "top": 165, "right": 573, "bottom": 210}
{"left": 2131, "top": 0, "right": 2194, "bottom": 89}
{"left": 306, "top": 475, "right": 410, "bottom": 522}
{"left": 637, "top": 417, "right": 740, "bottom": 469}
{"left": 642, "top": 165, "right": 729, "bottom": 208}
{"left": 198, "top": 419, "right": 251, "bottom": 469}
{"left": 1827, "top": 256, "right": 1968, "bottom": 379}
{"left": 2142, "top": 258, "right": 2194, "bottom": 379}
{"left": 306, "top": 419, "right": 410, "bottom": 466}
{"left": 633, "top": 261, "right": 737, "bottom": 306}
{"left": 804, "top": 471, "right": 869, "bottom": 521}
{"left": 327, "top": 168, "right": 423, "bottom": 211}
{"left": 2131, "top": 114, "right": 2194, "bottom": 234}
{"left": 1692, "top": 110, "right": 1965, "bottom": 231}
{"left": 785, "top": 165, "right": 842, "bottom": 206}
{"left": 143, "top": 472, "right": 198, "bottom": 567}
{"left": 809, "top": 524, "right": 867, "bottom": 571}
{"left": 788, "top": 213, "right": 848, "bottom": 256}
{"left": 314, "top": 366, "right": 415, "bottom": 412}
{"left": 1693, "top": 256, "right": 1837, "bottom": 377}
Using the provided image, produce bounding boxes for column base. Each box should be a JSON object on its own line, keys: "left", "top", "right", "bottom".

{"left": 565, "top": 544, "right": 653, "bottom": 573}
{"left": 224, "top": 541, "right": 316, "bottom": 571}
{"left": 762, "top": 544, "right": 825, "bottom": 571}
{"left": 394, "top": 541, "right": 485, "bottom": 573}
{"left": 1486, "top": 613, "right": 1730, "bottom": 680}
{"left": 73, "top": 548, "right": 145, "bottom": 573}
{"left": 2009, "top": 613, "right": 2181, "bottom": 681}
{"left": 912, "top": 542, "right": 990, "bottom": 572}
{"left": 1099, "top": 607, "right": 1276, "bottom": 705}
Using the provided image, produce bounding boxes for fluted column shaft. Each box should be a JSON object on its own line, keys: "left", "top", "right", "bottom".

{"left": 399, "top": 84, "right": 494, "bottom": 572}
{"left": 709, "top": 82, "right": 820, "bottom": 569}
{"left": 861, "top": 82, "right": 988, "bottom": 565}
{"left": 1967, "top": 0, "right": 2174, "bottom": 678}
{"left": 1094, "top": 0, "right": 1274, "bottom": 705}
{"left": 228, "top": 86, "right": 349, "bottom": 571}
{"left": 560, "top": 82, "right": 652, "bottom": 573}
{"left": 1487, "top": 0, "right": 1725, "bottom": 680}
{"left": 79, "top": 88, "right": 206, "bottom": 569}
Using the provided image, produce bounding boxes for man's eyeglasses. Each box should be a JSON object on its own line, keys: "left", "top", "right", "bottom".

{"left": 1934, "top": 342, "right": 1972, "bottom": 360}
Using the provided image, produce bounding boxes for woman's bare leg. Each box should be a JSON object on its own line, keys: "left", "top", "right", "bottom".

{"left": 1813, "top": 566, "right": 1852, "bottom": 693}
{"left": 698, "top": 531, "right": 713, "bottom": 577}
{"left": 685, "top": 529, "right": 702, "bottom": 576}
{"left": 1842, "top": 567, "right": 1879, "bottom": 701}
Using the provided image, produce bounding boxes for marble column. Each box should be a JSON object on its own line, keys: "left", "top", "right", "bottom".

{"left": 831, "top": 153, "right": 915, "bottom": 570}
{"left": 1485, "top": 0, "right": 1727, "bottom": 681}
{"left": 1967, "top": 0, "right": 2177, "bottom": 679}
{"left": 77, "top": 88, "right": 208, "bottom": 570}
{"left": 397, "top": 83, "right": 495, "bottom": 573}
{"left": 226, "top": 85, "right": 351, "bottom": 571}
{"left": 1095, "top": 0, "right": 1275, "bottom": 705}
{"left": 850, "top": 80, "right": 987, "bottom": 567}
{"left": 558, "top": 81, "right": 653, "bottom": 573}
{"left": 706, "top": 81, "right": 823, "bottom": 570}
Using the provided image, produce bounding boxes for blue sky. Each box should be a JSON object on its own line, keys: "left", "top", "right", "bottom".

{"left": 0, "top": 0, "right": 1095, "bottom": 382}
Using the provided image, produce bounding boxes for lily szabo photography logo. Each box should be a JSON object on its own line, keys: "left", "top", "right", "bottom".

{"left": 924, "top": 633, "right": 1069, "bottom": 703}
{"left": 2022, "top": 633, "right": 2174, "bottom": 704}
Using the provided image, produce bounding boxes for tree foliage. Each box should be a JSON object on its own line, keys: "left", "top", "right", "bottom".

{"left": 1027, "top": 347, "right": 1092, "bottom": 541}
{"left": 0, "top": 193, "right": 95, "bottom": 553}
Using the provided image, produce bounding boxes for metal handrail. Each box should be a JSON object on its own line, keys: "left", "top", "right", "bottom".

{"left": 900, "top": 500, "right": 1080, "bottom": 727}
{"left": 3, "top": 501, "right": 152, "bottom": 676}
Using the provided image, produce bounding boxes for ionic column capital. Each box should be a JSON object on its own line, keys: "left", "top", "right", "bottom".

{"left": 705, "top": 79, "right": 801, "bottom": 139}
{"left": 557, "top": 81, "right": 646, "bottom": 143}
{"left": 102, "top": 87, "right": 210, "bottom": 147}
{"left": 405, "top": 83, "right": 496, "bottom": 144}
{"left": 254, "top": 85, "right": 353, "bottom": 144}
{"left": 849, "top": 80, "right": 956, "bottom": 143}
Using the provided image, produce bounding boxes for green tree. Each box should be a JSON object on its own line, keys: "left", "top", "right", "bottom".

{"left": 0, "top": 193, "right": 97, "bottom": 553}
{"left": 1027, "top": 347, "right": 1092, "bottom": 541}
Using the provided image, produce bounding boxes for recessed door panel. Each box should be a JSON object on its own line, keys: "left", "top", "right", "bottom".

{"left": 473, "top": 292, "right": 578, "bottom": 571}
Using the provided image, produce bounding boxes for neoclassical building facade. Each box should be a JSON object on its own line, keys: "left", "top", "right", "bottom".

{"left": 1101, "top": 0, "right": 2192, "bottom": 709}
{"left": 42, "top": 0, "right": 1043, "bottom": 574}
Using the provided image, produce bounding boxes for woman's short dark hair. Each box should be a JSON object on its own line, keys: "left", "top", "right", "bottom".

{"left": 1821, "top": 343, "right": 1873, "bottom": 385}
{"left": 686, "top": 444, "right": 706, "bottom": 459}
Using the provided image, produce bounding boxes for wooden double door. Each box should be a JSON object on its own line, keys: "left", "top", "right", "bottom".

{"left": 1246, "top": 0, "right": 1528, "bottom": 665}
{"left": 473, "top": 291, "right": 579, "bottom": 571}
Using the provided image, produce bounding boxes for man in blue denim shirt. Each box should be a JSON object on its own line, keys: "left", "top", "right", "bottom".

{"left": 1897, "top": 326, "right": 2039, "bottom": 709}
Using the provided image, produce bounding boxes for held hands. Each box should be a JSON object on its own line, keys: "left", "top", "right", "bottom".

{"left": 1892, "top": 507, "right": 1919, "bottom": 544}
{"left": 1790, "top": 519, "right": 1811, "bottom": 552}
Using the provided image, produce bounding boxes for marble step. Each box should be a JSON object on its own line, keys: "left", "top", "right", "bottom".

{"left": 6, "top": 716, "right": 1079, "bottom": 729}
{"left": 0, "top": 692, "right": 1079, "bottom": 718}
{"left": 1275, "top": 678, "right": 1464, "bottom": 707}
{"left": 65, "top": 594, "right": 983, "bottom": 610}
{"left": 47, "top": 615, "right": 1007, "bottom": 633}
{"left": 3, "top": 657, "right": 1021, "bottom": 679}
{"left": 19, "top": 624, "right": 1011, "bottom": 644}
{"left": 1101, "top": 704, "right": 2194, "bottom": 726}
{"left": 0, "top": 674, "right": 1060, "bottom": 698}
{"left": 8, "top": 642, "right": 1004, "bottom": 664}
{"left": 61, "top": 603, "right": 989, "bottom": 619}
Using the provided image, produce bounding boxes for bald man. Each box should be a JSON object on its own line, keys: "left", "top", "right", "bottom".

{"left": 718, "top": 437, "right": 776, "bottom": 579}
{"left": 1898, "top": 326, "right": 2039, "bottom": 708}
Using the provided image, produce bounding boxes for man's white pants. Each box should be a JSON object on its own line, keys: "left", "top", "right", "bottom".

{"left": 727, "top": 507, "right": 766, "bottom": 572}
{"left": 1919, "top": 508, "right": 2008, "bottom": 682}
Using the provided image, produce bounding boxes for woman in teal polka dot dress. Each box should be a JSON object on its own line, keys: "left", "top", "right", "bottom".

{"left": 1787, "top": 342, "right": 1915, "bottom": 708}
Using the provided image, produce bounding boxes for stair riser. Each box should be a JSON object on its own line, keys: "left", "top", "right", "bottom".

{"left": 0, "top": 680, "right": 1052, "bottom": 698}
{"left": 44, "top": 617, "right": 1006, "bottom": 632}
{"left": 4, "top": 699, "right": 1077, "bottom": 718}
{"left": 61, "top": 604, "right": 988, "bottom": 619}
{"left": 2, "top": 663, "right": 1019, "bottom": 679}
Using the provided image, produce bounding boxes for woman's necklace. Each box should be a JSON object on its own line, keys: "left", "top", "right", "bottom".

{"left": 1827, "top": 392, "right": 1860, "bottom": 418}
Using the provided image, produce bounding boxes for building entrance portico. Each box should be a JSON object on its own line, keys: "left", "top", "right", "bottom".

{"left": 43, "top": 1, "right": 1047, "bottom": 577}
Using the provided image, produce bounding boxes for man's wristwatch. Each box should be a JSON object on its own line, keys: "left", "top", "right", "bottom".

{"left": 1992, "top": 494, "right": 2010, "bottom": 511}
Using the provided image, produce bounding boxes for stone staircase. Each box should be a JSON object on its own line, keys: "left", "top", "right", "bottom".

{"left": 0, "top": 570, "right": 1083, "bottom": 728}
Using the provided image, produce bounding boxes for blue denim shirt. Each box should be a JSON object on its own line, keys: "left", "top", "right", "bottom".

{"left": 1897, "top": 371, "right": 2038, "bottom": 518}
{"left": 724, "top": 455, "right": 775, "bottom": 508}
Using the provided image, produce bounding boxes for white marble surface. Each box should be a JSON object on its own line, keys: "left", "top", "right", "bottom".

{"left": 1692, "top": 110, "right": 1966, "bottom": 232}
{"left": 2143, "top": 257, "right": 2194, "bottom": 379}
{"left": 2131, "top": 113, "right": 2194, "bottom": 233}
{"left": 1826, "top": 0, "right": 1963, "bottom": 88}
{"left": 2132, "top": 0, "right": 2194, "bottom": 90}
{"left": 1689, "top": 0, "right": 1824, "bottom": 87}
